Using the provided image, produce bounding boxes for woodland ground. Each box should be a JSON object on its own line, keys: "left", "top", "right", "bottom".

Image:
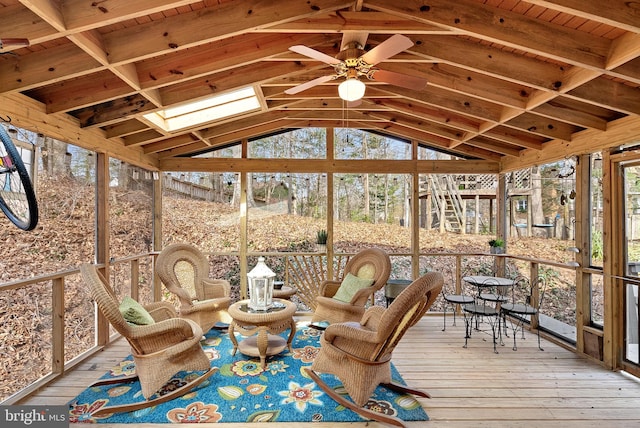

{"left": 0, "top": 180, "right": 576, "bottom": 401}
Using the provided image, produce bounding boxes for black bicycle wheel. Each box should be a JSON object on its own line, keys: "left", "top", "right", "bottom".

{"left": 0, "top": 124, "right": 38, "bottom": 230}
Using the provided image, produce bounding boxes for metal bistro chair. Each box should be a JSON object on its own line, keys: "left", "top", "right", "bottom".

{"left": 500, "top": 277, "right": 548, "bottom": 351}
{"left": 479, "top": 275, "right": 527, "bottom": 338}
{"left": 441, "top": 273, "right": 475, "bottom": 331}
{"left": 462, "top": 276, "right": 511, "bottom": 353}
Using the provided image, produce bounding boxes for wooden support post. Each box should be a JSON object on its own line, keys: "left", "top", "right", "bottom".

{"left": 152, "top": 173, "right": 162, "bottom": 302}
{"left": 95, "top": 152, "right": 110, "bottom": 347}
{"left": 52, "top": 277, "right": 64, "bottom": 374}
{"left": 326, "top": 129, "right": 334, "bottom": 281}
{"left": 239, "top": 140, "right": 248, "bottom": 299}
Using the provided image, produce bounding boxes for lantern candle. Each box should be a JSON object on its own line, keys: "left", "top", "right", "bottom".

{"left": 247, "top": 257, "right": 275, "bottom": 311}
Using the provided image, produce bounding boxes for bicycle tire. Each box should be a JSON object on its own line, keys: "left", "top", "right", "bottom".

{"left": 0, "top": 124, "right": 38, "bottom": 230}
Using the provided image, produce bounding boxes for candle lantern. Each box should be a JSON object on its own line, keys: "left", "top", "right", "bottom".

{"left": 247, "top": 257, "right": 275, "bottom": 311}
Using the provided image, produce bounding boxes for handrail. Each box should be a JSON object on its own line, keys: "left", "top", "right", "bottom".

{"left": 0, "top": 250, "right": 580, "bottom": 405}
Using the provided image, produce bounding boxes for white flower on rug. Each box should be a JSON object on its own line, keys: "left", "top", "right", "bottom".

{"left": 278, "top": 381, "right": 324, "bottom": 412}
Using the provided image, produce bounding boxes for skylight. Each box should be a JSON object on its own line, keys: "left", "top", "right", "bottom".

{"left": 143, "top": 87, "right": 260, "bottom": 132}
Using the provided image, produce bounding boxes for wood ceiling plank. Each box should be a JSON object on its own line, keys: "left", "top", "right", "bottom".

{"left": 504, "top": 111, "right": 579, "bottom": 140}
{"left": 27, "top": 70, "right": 134, "bottom": 113}
{"left": 199, "top": 111, "right": 290, "bottom": 140}
{"left": 142, "top": 134, "right": 200, "bottom": 154}
{"left": 72, "top": 93, "right": 156, "bottom": 128}
{"left": 532, "top": 98, "right": 611, "bottom": 130}
{"left": 101, "top": 0, "right": 353, "bottom": 64}
{"left": 158, "top": 61, "right": 319, "bottom": 106}
{"left": 136, "top": 32, "right": 335, "bottom": 89}
{"left": 382, "top": 62, "right": 531, "bottom": 109}
{"left": 365, "top": 0, "right": 611, "bottom": 68}
{"left": 609, "top": 58, "right": 640, "bottom": 85}
{"left": 104, "top": 119, "right": 150, "bottom": 138}
{"left": 0, "top": 4, "right": 58, "bottom": 45}
{"left": 370, "top": 98, "right": 483, "bottom": 133}
{"left": 606, "top": 32, "right": 640, "bottom": 69}
{"left": 524, "top": 0, "right": 640, "bottom": 33}
{"left": 18, "top": 0, "right": 65, "bottom": 31}
{"left": 261, "top": 11, "right": 457, "bottom": 34}
{"left": 408, "top": 34, "right": 567, "bottom": 91}
{"left": 0, "top": 43, "right": 102, "bottom": 92}
{"left": 61, "top": 0, "right": 199, "bottom": 31}
{"left": 378, "top": 86, "right": 504, "bottom": 123}
{"left": 122, "top": 129, "right": 164, "bottom": 146}
{"left": 483, "top": 126, "right": 546, "bottom": 150}
{"left": 365, "top": 110, "right": 468, "bottom": 141}
{"left": 465, "top": 136, "right": 523, "bottom": 157}
{"left": 566, "top": 76, "right": 640, "bottom": 115}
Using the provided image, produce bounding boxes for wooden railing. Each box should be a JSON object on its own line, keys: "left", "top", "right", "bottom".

{"left": 0, "top": 251, "right": 579, "bottom": 404}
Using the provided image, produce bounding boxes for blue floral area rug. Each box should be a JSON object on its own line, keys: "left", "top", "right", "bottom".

{"left": 68, "top": 324, "right": 429, "bottom": 424}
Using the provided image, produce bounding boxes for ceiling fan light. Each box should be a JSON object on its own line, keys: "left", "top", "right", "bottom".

{"left": 338, "top": 78, "right": 366, "bottom": 102}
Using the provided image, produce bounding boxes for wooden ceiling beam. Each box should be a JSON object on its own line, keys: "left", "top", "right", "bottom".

{"left": 365, "top": 0, "right": 610, "bottom": 68}
{"left": 100, "top": 0, "right": 353, "bottom": 64}
{"left": 158, "top": 61, "right": 322, "bottom": 106}
{"left": 566, "top": 77, "right": 640, "bottom": 115}
{"left": 199, "top": 111, "right": 291, "bottom": 140}
{"left": 503, "top": 112, "right": 579, "bottom": 141}
{"left": 0, "top": 4, "right": 58, "bottom": 46}
{"left": 260, "top": 11, "right": 457, "bottom": 35}
{"left": 0, "top": 43, "right": 102, "bottom": 93}
{"left": 524, "top": 0, "right": 640, "bottom": 33}
{"left": 136, "top": 32, "right": 336, "bottom": 90}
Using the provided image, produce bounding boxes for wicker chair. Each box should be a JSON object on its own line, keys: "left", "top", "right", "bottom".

{"left": 306, "top": 271, "right": 444, "bottom": 428}
{"left": 156, "top": 243, "right": 231, "bottom": 333}
{"left": 311, "top": 247, "right": 391, "bottom": 324}
{"left": 80, "top": 264, "right": 215, "bottom": 416}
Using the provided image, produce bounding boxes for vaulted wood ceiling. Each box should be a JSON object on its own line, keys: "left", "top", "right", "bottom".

{"left": 2, "top": 0, "right": 640, "bottom": 169}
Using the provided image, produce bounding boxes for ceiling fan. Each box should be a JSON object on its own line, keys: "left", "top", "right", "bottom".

{"left": 284, "top": 34, "right": 427, "bottom": 102}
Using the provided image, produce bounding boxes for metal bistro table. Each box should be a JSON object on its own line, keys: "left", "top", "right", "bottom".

{"left": 228, "top": 298, "right": 297, "bottom": 368}
{"left": 461, "top": 275, "right": 515, "bottom": 353}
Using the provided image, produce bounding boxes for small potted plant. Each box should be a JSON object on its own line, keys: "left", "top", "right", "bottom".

{"left": 488, "top": 238, "right": 505, "bottom": 254}
{"left": 316, "top": 229, "right": 328, "bottom": 252}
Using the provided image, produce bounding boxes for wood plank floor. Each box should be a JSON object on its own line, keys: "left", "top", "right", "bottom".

{"left": 20, "top": 315, "right": 640, "bottom": 427}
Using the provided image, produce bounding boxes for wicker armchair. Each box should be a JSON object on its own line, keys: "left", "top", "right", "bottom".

{"left": 311, "top": 247, "right": 391, "bottom": 324}
{"left": 80, "top": 264, "right": 215, "bottom": 416}
{"left": 306, "top": 271, "right": 444, "bottom": 428}
{"left": 156, "top": 243, "right": 231, "bottom": 333}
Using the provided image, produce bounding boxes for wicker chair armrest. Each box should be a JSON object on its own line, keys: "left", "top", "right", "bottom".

{"left": 144, "top": 301, "right": 177, "bottom": 321}
{"left": 319, "top": 280, "right": 341, "bottom": 298}
{"left": 360, "top": 305, "right": 385, "bottom": 329}
{"left": 185, "top": 296, "right": 230, "bottom": 314}
{"left": 202, "top": 278, "right": 231, "bottom": 299}
{"left": 129, "top": 317, "right": 202, "bottom": 342}
{"left": 168, "top": 287, "right": 194, "bottom": 307}
{"left": 324, "top": 322, "right": 378, "bottom": 344}
{"left": 348, "top": 285, "right": 376, "bottom": 305}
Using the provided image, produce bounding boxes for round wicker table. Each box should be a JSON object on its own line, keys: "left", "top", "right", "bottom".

{"left": 228, "top": 298, "right": 297, "bottom": 368}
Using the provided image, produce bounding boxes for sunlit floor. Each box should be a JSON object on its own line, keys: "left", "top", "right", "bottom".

{"left": 20, "top": 315, "right": 640, "bottom": 427}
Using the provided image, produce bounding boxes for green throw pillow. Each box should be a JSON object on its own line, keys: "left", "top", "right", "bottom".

{"left": 333, "top": 273, "right": 374, "bottom": 303}
{"left": 119, "top": 296, "right": 155, "bottom": 325}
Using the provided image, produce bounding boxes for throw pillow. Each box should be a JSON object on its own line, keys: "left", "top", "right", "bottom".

{"left": 333, "top": 273, "right": 374, "bottom": 303}
{"left": 119, "top": 296, "right": 155, "bottom": 325}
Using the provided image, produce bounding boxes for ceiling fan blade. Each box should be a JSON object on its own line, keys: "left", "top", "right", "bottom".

{"left": 340, "top": 31, "right": 369, "bottom": 51}
{"left": 361, "top": 34, "right": 414, "bottom": 65}
{"left": 284, "top": 75, "right": 335, "bottom": 95}
{"left": 369, "top": 69, "right": 427, "bottom": 91}
{"left": 289, "top": 45, "right": 341, "bottom": 65}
